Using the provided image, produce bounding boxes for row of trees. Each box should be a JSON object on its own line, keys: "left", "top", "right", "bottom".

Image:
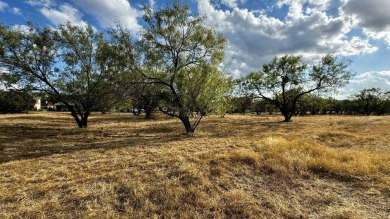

{"left": 0, "top": 2, "right": 361, "bottom": 133}
{"left": 2, "top": 86, "right": 387, "bottom": 116}
{"left": 0, "top": 2, "right": 230, "bottom": 133}
{"left": 348, "top": 88, "right": 390, "bottom": 115}
{"left": 231, "top": 88, "right": 390, "bottom": 116}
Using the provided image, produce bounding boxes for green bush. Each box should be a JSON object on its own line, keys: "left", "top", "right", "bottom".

{"left": 0, "top": 89, "right": 34, "bottom": 113}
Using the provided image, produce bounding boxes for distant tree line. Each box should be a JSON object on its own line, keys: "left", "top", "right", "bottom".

{"left": 230, "top": 88, "right": 390, "bottom": 116}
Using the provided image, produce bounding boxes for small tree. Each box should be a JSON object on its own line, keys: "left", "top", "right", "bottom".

{"left": 353, "top": 88, "right": 388, "bottom": 115}
{"left": 241, "top": 55, "right": 353, "bottom": 122}
{"left": 139, "top": 1, "right": 230, "bottom": 133}
{"left": 231, "top": 96, "right": 253, "bottom": 114}
{"left": 341, "top": 99, "right": 359, "bottom": 115}
{"left": 376, "top": 93, "right": 390, "bottom": 115}
{"left": 158, "top": 65, "right": 232, "bottom": 133}
{"left": 127, "top": 76, "right": 162, "bottom": 119}
{"left": 296, "top": 94, "right": 327, "bottom": 115}
{"left": 251, "top": 99, "right": 268, "bottom": 115}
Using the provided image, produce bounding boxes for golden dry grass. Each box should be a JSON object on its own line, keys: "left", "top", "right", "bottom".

{"left": 0, "top": 112, "right": 389, "bottom": 218}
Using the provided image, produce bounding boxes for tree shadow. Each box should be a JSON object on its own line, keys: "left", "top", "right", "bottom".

{"left": 0, "top": 119, "right": 184, "bottom": 164}
{"left": 0, "top": 113, "right": 310, "bottom": 164}
{"left": 200, "top": 115, "right": 307, "bottom": 138}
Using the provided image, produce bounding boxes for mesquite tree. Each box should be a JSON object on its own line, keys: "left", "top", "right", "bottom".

{"left": 0, "top": 22, "right": 132, "bottom": 127}
{"left": 139, "top": 2, "right": 231, "bottom": 133}
{"left": 241, "top": 55, "right": 353, "bottom": 122}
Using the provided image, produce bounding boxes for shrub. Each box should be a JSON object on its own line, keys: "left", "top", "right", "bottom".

{"left": 0, "top": 89, "right": 34, "bottom": 113}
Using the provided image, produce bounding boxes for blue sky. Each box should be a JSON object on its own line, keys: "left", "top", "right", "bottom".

{"left": 1, "top": 0, "right": 390, "bottom": 97}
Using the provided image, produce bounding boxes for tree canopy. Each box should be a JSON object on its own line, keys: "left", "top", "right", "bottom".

{"left": 0, "top": 2, "right": 231, "bottom": 132}
{"left": 138, "top": 1, "right": 231, "bottom": 133}
{"left": 0, "top": 22, "right": 137, "bottom": 127}
{"left": 240, "top": 55, "right": 354, "bottom": 122}
{"left": 353, "top": 88, "right": 390, "bottom": 116}
{"left": 0, "top": 89, "right": 34, "bottom": 113}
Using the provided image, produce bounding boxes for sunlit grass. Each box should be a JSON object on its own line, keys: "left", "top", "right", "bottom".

{"left": 0, "top": 112, "right": 389, "bottom": 218}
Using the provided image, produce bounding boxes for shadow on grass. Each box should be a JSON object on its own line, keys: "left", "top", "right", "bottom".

{"left": 0, "top": 117, "right": 184, "bottom": 164}
{"left": 201, "top": 115, "right": 307, "bottom": 138}
{"left": 88, "top": 112, "right": 173, "bottom": 124}
{"left": 0, "top": 113, "right": 309, "bottom": 164}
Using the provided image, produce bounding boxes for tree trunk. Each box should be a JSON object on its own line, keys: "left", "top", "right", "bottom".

{"left": 282, "top": 111, "right": 293, "bottom": 122}
{"left": 144, "top": 107, "right": 153, "bottom": 119}
{"left": 179, "top": 115, "right": 195, "bottom": 134}
{"left": 70, "top": 108, "right": 89, "bottom": 128}
{"left": 80, "top": 112, "right": 89, "bottom": 127}
{"left": 283, "top": 115, "right": 292, "bottom": 122}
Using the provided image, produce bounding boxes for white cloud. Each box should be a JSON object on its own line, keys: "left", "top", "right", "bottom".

{"left": 40, "top": 4, "right": 89, "bottom": 28}
{"left": 28, "top": 0, "right": 142, "bottom": 34}
{"left": 10, "top": 24, "right": 31, "bottom": 34}
{"left": 0, "top": 1, "right": 8, "bottom": 11}
{"left": 338, "top": 71, "right": 390, "bottom": 97}
{"left": 277, "top": 0, "right": 332, "bottom": 18}
{"left": 306, "top": 0, "right": 332, "bottom": 11}
{"left": 71, "top": 0, "right": 142, "bottom": 34}
{"left": 197, "top": 0, "right": 375, "bottom": 77}
{"left": 338, "top": 37, "right": 377, "bottom": 56}
{"left": 342, "top": 0, "right": 390, "bottom": 45}
{"left": 12, "top": 7, "right": 22, "bottom": 15}
{"left": 352, "top": 71, "right": 390, "bottom": 86}
{"left": 149, "top": 0, "right": 155, "bottom": 9}
{"left": 0, "top": 2, "right": 23, "bottom": 15}
{"left": 221, "top": 0, "right": 238, "bottom": 8}
{"left": 25, "top": 0, "right": 55, "bottom": 8}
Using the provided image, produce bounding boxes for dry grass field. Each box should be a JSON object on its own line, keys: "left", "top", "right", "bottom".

{"left": 0, "top": 112, "right": 389, "bottom": 218}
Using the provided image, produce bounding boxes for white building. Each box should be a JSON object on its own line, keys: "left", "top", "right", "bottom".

{"left": 33, "top": 97, "right": 41, "bottom": 110}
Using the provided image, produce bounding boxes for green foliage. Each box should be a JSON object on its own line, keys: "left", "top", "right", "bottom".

{"left": 174, "top": 65, "right": 231, "bottom": 115}
{"left": 0, "top": 22, "right": 137, "bottom": 127}
{"left": 0, "top": 89, "right": 34, "bottom": 113}
{"left": 128, "top": 73, "right": 162, "bottom": 119}
{"left": 140, "top": 1, "right": 230, "bottom": 133}
{"left": 0, "top": 22, "right": 58, "bottom": 88}
{"left": 353, "top": 88, "right": 389, "bottom": 115}
{"left": 241, "top": 55, "right": 353, "bottom": 121}
{"left": 230, "top": 96, "right": 253, "bottom": 114}
{"left": 310, "top": 55, "right": 353, "bottom": 91}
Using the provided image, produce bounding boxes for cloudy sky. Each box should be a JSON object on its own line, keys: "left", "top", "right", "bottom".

{"left": 0, "top": 0, "right": 389, "bottom": 97}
